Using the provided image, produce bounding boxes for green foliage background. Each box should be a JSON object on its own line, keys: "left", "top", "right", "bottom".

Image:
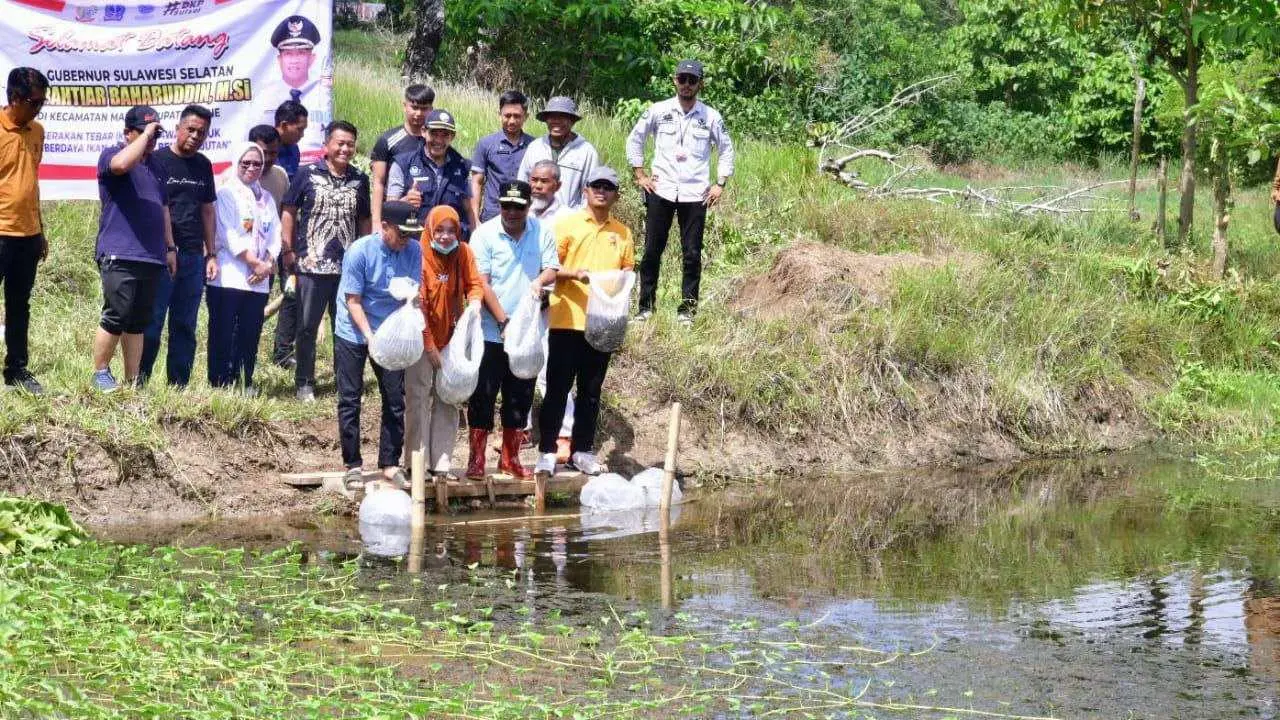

{"left": 421, "top": 0, "right": 1273, "bottom": 165}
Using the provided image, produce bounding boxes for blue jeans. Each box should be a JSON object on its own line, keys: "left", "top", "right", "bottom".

{"left": 141, "top": 249, "right": 204, "bottom": 386}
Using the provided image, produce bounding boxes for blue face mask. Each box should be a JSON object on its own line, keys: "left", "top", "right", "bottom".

{"left": 431, "top": 240, "right": 457, "bottom": 255}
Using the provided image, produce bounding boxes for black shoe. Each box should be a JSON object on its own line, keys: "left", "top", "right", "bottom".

{"left": 5, "top": 370, "right": 44, "bottom": 395}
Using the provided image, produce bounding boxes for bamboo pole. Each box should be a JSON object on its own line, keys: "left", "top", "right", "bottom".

{"left": 660, "top": 403, "right": 682, "bottom": 516}
{"left": 408, "top": 450, "right": 426, "bottom": 572}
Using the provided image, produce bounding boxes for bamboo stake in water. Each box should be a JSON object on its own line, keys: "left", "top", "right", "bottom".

{"left": 410, "top": 450, "right": 425, "bottom": 531}
{"left": 660, "top": 402, "right": 682, "bottom": 516}
{"left": 408, "top": 450, "right": 426, "bottom": 573}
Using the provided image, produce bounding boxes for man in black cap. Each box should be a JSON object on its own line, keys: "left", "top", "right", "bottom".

{"left": 465, "top": 180, "right": 559, "bottom": 480}
{"left": 334, "top": 200, "right": 423, "bottom": 488}
{"left": 626, "top": 58, "right": 735, "bottom": 327}
{"left": 91, "top": 105, "right": 177, "bottom": 392}
{"left": 387, "top": 109, "right": 478, "bottom": 238}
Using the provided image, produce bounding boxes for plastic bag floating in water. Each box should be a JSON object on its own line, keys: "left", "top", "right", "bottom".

{"left": 358, "top": 488, "right": 412, "bottom": 558}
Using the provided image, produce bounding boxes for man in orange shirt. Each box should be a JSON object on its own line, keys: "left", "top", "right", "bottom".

{"left": 534, "top": 167, "right": 635, "bottom": 476}
{"left": 0, "top": 68, "right": 49, "bottom": 394}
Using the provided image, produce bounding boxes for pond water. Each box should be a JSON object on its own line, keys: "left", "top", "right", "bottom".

{"left": 95, "top": 454, "right": 1280, "bottom": 718}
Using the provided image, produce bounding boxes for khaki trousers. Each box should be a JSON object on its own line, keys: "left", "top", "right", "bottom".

{"left": 404, "top": 355, "right": 459, "bottom": 473}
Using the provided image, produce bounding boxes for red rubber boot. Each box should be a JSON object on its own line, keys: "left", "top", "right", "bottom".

{"left": 466, "top": 428, "right": 489, "bottom": 480}
{"left": 498, "top": 427, "right": 531, "bottom": 480}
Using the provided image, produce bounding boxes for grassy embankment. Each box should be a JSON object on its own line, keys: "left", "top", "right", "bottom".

{"left": 3, "top": 28, "right": 1279, "bottom": 483}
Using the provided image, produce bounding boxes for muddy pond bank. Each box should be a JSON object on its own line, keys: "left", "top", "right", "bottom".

{"left": 89, "top": 452, "right": 1280, "bottom": 718}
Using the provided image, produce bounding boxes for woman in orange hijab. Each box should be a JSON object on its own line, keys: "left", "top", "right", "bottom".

{"left": 404, "top": 205, "right": 485, "bottom": 478}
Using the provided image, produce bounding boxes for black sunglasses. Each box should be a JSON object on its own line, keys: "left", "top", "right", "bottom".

{"left": 239, "top": 160, "right": 263, "bottom": 168}
{"left": 675, "top": 74, "right": 701, "bottom": 85}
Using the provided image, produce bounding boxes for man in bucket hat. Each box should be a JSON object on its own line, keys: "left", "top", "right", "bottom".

{"left": 334, "top": 200, "right": 424, "bottom": 489}
{"left": 517, "top": 96, "right": 599, "bottom": 210}
{"left": 627, "top": 58, "right": 734, "bottom": 327}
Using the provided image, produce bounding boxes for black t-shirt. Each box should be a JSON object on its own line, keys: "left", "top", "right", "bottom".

{"left": 283, "top": 162, "right": 372, "bottom": 275}
{"left": 370, "top": 126, "right": 425, "bottom": 168}
{"left": 152, "top": 147, "right": 216, "bottom": 252}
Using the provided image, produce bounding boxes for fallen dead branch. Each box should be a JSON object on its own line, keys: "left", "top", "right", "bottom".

{"left": 816, "top": 76, "right": 1148, "bottom": 215}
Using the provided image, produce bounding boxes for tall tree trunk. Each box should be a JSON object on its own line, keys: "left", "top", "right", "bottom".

{"left": 1210, "top": 138, "right": 1231, "bottom": 280}
{"left": 1176, "top": 4, "right": 1201, "bottom": 245}
{"left": 1155, "top": 154, "right": 1169, "bottom": 245}
{"left": 1128, "top": 73, "right": 1146, "bottom": 222}
{"left": 404, "top": 0, "right": 445, "bottom": 80}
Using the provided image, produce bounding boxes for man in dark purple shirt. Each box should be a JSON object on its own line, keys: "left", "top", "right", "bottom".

{"left": 469, "top": 90, "right": 533, "bottom": 223}
{"left": 91, "top": 105, "right": 177, "bottom": 392}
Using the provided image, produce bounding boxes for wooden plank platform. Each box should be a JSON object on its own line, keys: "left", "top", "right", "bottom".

{"left": 281, "top": 466, "right": 589, "bottom": 510}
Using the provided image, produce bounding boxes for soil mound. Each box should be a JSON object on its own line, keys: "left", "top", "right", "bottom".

{"left": 732, "top": 241, "right": 969, "bottom": 319}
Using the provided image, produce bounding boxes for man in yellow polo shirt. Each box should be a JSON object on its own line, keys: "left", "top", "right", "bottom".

{"left": 535, "top": 166, "right": 635, "bottom": 476}
{"left": 0, "top": 68, "right": 49, "bottom": 394}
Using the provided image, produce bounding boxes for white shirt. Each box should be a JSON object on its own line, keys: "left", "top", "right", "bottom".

{"left": 534, "top": 196, "right": 571, "bottom": 232}
{"left": 211, "top": 182, "right": 282, "bottom": 293}
{"left": 626, "top": 97, "right": 734, "bottom": 203}
{"left": 517, "top": 135, "right": 599, "bottom": 210}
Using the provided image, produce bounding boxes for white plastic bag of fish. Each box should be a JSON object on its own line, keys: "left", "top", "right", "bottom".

{"left": 369, "top": 277, "right": 425, "bottom": 371}
{"left": 584, "top": 270, "right": 635, "bottom": 352}
{"left": 503, "top": 293, "right": 547, "bottom": 379}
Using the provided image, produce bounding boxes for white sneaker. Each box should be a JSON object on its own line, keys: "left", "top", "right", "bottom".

{"left": 676, "top": 312, "right": 694, "bottom": 328}
{"left": 534, "top": 452, "right": 557, "bottom": 475}
{"left": 635, "top": 310, "right": 653, "bottom": 323}
{"left": 570, "top": 451, "right": 602, "bottom": 476}
{"left": 296, "top": 385, "right": 315, "bottom": 403}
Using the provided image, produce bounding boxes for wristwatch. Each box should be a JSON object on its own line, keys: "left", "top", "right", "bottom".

{"left": 165, "top": 246, "right": 177, "bottom": 253}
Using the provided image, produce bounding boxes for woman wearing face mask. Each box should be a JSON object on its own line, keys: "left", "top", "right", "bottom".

{"left": 404, "top": 205, "right": 485, "bottom": 478}
{"left": 206, "top": 142, "right": 282, "bottom": 392}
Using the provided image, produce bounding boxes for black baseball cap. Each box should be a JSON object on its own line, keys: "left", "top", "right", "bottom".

{"left": 675, "top": 59, "right": 704, "bottom": 78}
{"left": 497, "top": 180, "right": 532, "bottom": 207}
{"left": 124, "top": 105, "right": 162, "bottom": 132}
{"left": 381, "top": 201, "right": 423, "bottom": 233}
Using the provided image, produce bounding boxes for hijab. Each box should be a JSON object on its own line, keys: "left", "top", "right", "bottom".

{"left": 426, "top": 205, "right": 461, "bottom": 255}
{"left": 219, "top": 142, "right": 274, "bottom": 259}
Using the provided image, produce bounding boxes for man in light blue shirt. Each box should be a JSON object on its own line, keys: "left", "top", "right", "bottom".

{"left": 334, "top": 200, "right": 424, "bottom": 488}
{"left": 465, "top": 180, "right": 559, "bottom": 481}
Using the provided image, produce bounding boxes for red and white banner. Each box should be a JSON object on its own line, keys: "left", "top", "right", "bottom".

{"left": 0, "top": 0, "right": 333, "bottom": 200}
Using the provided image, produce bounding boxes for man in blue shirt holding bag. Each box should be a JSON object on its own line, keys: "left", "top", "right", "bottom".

{"left": 466, "top": 180, "right": 559, "bottom": 481}
{"left": 335, "top": 200, "right": 424, "bottom": 489}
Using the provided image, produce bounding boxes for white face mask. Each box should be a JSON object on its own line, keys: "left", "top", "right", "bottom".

{"left": 431, "top": 239, "right": 457, "bottom": 255}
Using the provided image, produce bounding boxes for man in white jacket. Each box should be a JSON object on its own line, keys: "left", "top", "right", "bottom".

{"left": 626, "top": 59, "right": 735, "bottom": 326}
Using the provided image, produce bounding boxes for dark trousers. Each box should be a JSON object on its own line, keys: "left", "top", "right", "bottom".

{"left": 206, "top": 285, "right": 268, "bottom": 388}
{"left": 538, "top": 330, "right": 611, "bottom": 454}
{"left": 639, "top": 192, "right": 707, "bottom": 315}
{"left": 141, "top": 248, "right": 204, "bottom": 386}
{"left": 294, "top": 273, "right": 338, "bottom": 389}
{"left": 271, "top": 259, "right": 298, "bottom": 364}
{"left": 335, "top": 335, "right": 405, "bottom": 469}
{"left": 469, "top": 342, "right": 536, "bottom": 432}
{"left": 1273, "top": 205, "right": 1280, "bottom": 234}
{"left": 0, "top": 234, "right": 40, "bottom": 381}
